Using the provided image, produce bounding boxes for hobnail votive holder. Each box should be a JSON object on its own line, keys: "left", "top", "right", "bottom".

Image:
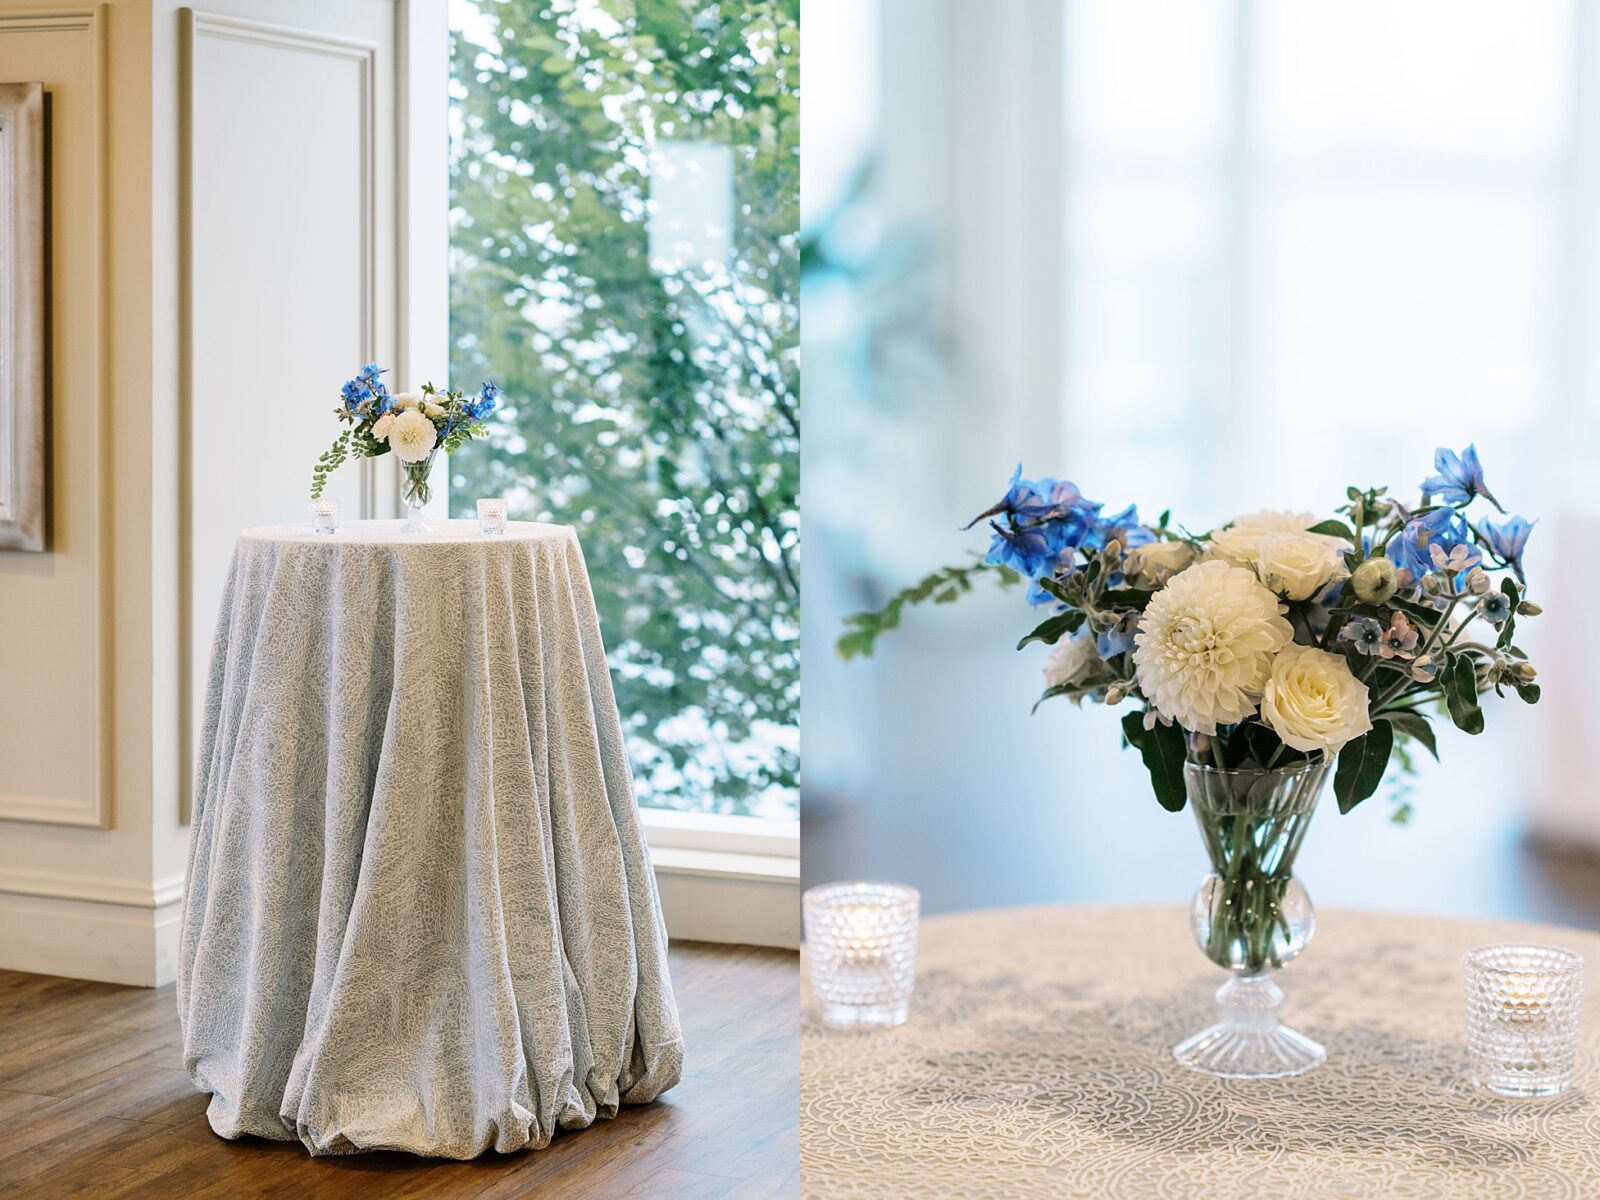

{"left": 310, "top": 498, "right": 339, "bottom": 535}
{"left": 477, "top": 498, "right": 508, "bottom": 535}
{"left": 804, "top": 881, "right": 919, "bottom": 1030}
{"left": 1465, "top": 944, "right": 1584, "bottom": 1097}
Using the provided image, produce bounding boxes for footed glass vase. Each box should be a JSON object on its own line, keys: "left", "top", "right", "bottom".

{"left": 1173, "top": 755, "right": 1330, "bottom": 1079}
{"left": 400, "top": 450, "right": 438, "bottom": 533}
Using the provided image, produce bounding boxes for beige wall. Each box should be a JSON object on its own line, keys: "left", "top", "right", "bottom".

{"left": 0, "top": 0, "right": 444, "bottom": 985}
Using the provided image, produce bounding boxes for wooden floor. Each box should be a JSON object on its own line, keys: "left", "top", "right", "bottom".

{"left": 0, "top": 942, "right": 798, "bottom": 1200}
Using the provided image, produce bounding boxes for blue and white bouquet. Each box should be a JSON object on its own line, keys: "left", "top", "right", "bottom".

{"left": 840, "top": 446, "right": 1541, "bottom": 815}
{"left": 310, "top": 363, "right": 500, "bottom": 502}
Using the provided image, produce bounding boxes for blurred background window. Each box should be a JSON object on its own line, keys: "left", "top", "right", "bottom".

{"left": 450, "top": 0, "right": 800, "bottom": 820}
{"left": 804, "top": 0, "right": 1600, "bottom": 920}
{"left": 1063, "top": 0, "right": 1589, "bottom": 522}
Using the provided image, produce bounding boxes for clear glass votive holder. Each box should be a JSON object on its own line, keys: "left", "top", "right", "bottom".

{"left": 1465, "top": 944, "right": 1584, "bottom": 1097}
{"left": 804, "top": 881, "right": 919, "bottom": 1030}
{"left": 477, "top": 498, "right": 508, "bottom": 535}
{"left": 310, "top": 498, "right": 339, "bottom": 535}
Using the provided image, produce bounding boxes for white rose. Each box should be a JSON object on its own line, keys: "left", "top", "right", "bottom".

{"left": 423, "top": 400, "right": 445, "bottom": 418}
{"left": 1252, "top": 532, "right": 1345, "bottom": 601}
{"left": 1125, "top": 540, "right": 1197, "bottom": 584}
{"left": 392, "top": 392, "right": 422, "bottom": 411}
{"left": 370, "top": 412, "right": 396, "bottom": 441}
{"left": 1209, "top": 510, "right": 1344, "bottom": 568}
{"left": 1259, "top": 644, "right": 1373, "bottom": 754}
{"left": 1043, "top": 632, "right": 1099, "bottom": 690}
{"left": 386, "top": 408, "right": 438, "bottom": 463}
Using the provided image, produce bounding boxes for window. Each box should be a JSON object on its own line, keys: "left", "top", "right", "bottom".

{"left": 448, "top": 0, "right": 800, "bottom": 821}
{"left": 1062, "top": 0, "right": 1597, "bottom": 525}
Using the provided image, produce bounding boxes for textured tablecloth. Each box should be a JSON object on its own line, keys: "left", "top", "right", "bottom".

{"left": 801, "top": 905, "right": 1600, "bottom": 1199}
{"left": 178, "top": 520, "right": 683, "bottom": 1158}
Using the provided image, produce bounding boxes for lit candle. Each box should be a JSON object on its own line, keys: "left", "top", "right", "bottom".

{"left": 804, "top": 881, "right": 920, "bottom": 1030}
{"left": 310, "top": 498, "right": 340, "bottom": 535}
{"left": 1498, "top": 973, "right": 1550, "bottom": 1026}
{"left": 1465, "top": 943, "right": 1584, "bottom": 1097}
{"left": 837, "top": 902, "right": 890, "bottom": 966}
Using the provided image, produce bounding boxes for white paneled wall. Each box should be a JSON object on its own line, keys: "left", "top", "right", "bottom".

{"left": 0, "top": 11, "right": 111, "bottom": 831}
{"left": 180, "top": 5, "right": 398, "bottom": 821}
{"left": 0, "top": 0, "right": 445, "bottom": 986}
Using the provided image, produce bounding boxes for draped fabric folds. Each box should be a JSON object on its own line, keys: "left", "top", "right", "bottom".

{"left": 178, "top": 521, "right": 683, "bottom": 1158}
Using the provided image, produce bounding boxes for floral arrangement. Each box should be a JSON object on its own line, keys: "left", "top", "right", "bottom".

{"left": 840, "top": 446, "right": 1541, "bottom": 815}
{"left": 310, "top": 363, "right": 500, "bottom": 500}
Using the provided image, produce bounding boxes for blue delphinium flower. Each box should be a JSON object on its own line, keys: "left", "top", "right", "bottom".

{"left": 1479, "top": 515, "right": 1534, "bottom": 584}
{"left": 1085, "top": 504, "right": 1155, "bottom": 552}
{"left": 1422, "top": 444, "right": 1503, "bottom": 512}
{"left": 1096, "top": 612, "right": 1138, "bottom": 659}
{"left": 968, "top": 466, "right": 1103, "bottom": 586}
{"left": 993, "top": 523, "right": 1074, "bottom": 583}
{"left": 1337, "top": 616, "right": 1385, "bottom": 656}
{"left": 342, "top": 363, "right": 391, "bottom": 412}
{"left": 466, "top": 380, "right": 500, "bottom": 421}
{"left": 1387, "top": 506, "right": 1482, "bottom": 581}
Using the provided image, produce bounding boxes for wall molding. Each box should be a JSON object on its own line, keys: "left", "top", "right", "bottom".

{"left": 0, "top": 865, "right": 185, "bottom": 910}
{"left": 0, "top": 5, "right": 114, "bottom": 830}
{"left": 176, "top": 8, "right": 381, "bottom": 824}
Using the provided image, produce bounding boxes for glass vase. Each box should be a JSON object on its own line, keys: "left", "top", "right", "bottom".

{"left": 400, "top": 449, "right": 438, "bottom": 533}
{"left": 1173, "top": 755, "right": 1330, "bottom": 1079}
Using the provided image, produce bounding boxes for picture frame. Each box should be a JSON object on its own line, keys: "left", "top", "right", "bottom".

{"left": 0, "top": 82, "right": 44, "bottom": 552}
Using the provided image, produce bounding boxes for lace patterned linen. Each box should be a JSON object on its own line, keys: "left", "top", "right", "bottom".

{"left": 178, "top": 520, "right": 683, "bottom": 1158}
{"left": 802, "top": 905, "right": 1600, "bottom": 1199}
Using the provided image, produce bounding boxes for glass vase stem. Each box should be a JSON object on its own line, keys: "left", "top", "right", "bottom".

{"left": 1175, "top": 756, "right": 1330, "bottom": 1079}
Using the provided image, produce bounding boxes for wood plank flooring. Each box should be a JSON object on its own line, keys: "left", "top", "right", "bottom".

{"left": 0, "top": 942, "right": 798, "bottom": 1200}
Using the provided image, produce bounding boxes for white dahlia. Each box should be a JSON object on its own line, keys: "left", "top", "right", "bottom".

{"left": 1259, "top": 643, "right": 1373, "bottom": 753}
{"left": 371, "top": 412, "right": 396, "bottom": 441}
{"left": 1208, "top": 509, "right": 1343, "bottom": 568}
{"left": 387, "top": 408, "right": 438, "bottom": 463}
{"left": 1133, "top": 560, "right": 1293, "bottom": 734}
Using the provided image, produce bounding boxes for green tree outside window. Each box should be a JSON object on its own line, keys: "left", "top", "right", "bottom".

{"left": 449, "top": 0, "right": 799, "bottom": 818}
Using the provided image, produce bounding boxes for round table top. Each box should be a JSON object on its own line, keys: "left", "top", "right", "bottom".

{"left": 801, "top": 904, "right": 1600, "bottom": 1199}
{"left": 239, "top": 518, "right": 574, "bottom": 546}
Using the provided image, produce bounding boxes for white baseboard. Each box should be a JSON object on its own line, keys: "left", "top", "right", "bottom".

{"left": 651, "top": 847, "right": 800, "bottom": 949}
{"left": 0, "top": 891, "right": 180, "bottom": 987}
{"left": 0, "top": 847, "right": 799, "bottom": 989}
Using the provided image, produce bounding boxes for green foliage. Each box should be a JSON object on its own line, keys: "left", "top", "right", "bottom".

{"left": 838, "top": 560, "right": 1018, "bottom": 660}
{"left": 310, "top": 419, "right": 389, "bottom": 499}
{"left": 310, "top": 429, "right": 351, "bottom": 500}
{"left": 1377, "top": 709, "right": 1439, "bottom": 761}
{"left": 1306, "top": 518, "right": 1356, "bottom": 541}
{"left": 1121, "top": 711, "right": 1188, "bottom": 813}
{"left": 1097, "top": 587, "right": 1157, "bottom": 607}
{"left": 1334, "top": 720, "right": 1394, "bottom": 814}
{"left": 1441, "top": 652, "right": 1486, "bottom": 735}
{"left": 1496, "top": 578, "right": 1519, "bottom": 649}
{"left": 449, "top": 0, "right": 799, "bottom": 817}
{"left": 1016, "top": 608, "right": 1085, "bottom": 651}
